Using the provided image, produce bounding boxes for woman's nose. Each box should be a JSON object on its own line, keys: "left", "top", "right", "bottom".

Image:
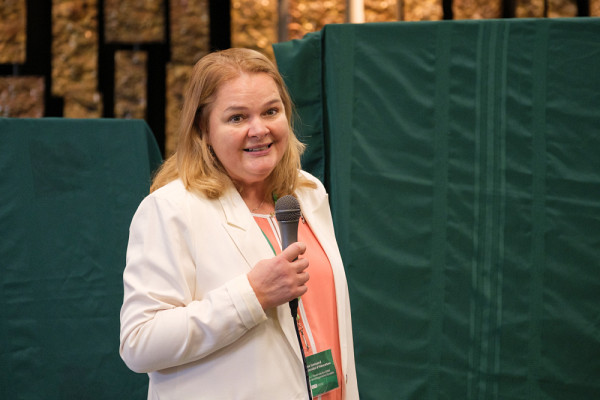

{"left": 248, "top": 116, "right": 269, "bottom": 137}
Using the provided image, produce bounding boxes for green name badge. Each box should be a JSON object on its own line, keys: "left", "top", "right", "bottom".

{"left": 306, "top": 349, "right": 339, "bottom": 396}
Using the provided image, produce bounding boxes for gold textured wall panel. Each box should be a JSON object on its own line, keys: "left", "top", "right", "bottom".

{"left": 63, "top": 91, "right": 102, "bottom": 118}
{"left": 165, "top": 63, "right": 193, "bottom": 156}
{"left": 548, "top": 0, "right": 578, "bottom": 17}
{"left": 51, "top": 0, "right": 98, "bottom": 99}
{"left": 288, "top": 0, "right": 345, "bottom": 40}
{"left": 104, "top": 0, "right": 165, "bottom": 43}
{"left": 114, "top": 50, "right": 147, "bottom": 119}
{"left": 401, "top": 0, "right": 443, "bottom": 21}
{"left": 0, "top": 0, "right": 26, "bottom": 64}
{"left": 592, "top": 0, "right": 600, "bottom": 16}
{"left": 231, "top": 0, "right": 277, "bottom": 58}
{"left": 515, "top": 0, "right": 545, "bottom": 17}
{"left": 453, "top": 0, "right": 502, "bottom": 19}
{"left": 1, "top": 1, "right": 596, "bottom": 142}
{"left": 170, "top": 0, "right": 210, "bottom": 64}
{"left": 0, "top": 76, "right": 44, "bottom": 117}
{"left": 365, "top": 0, "right": 398, "bottom": 22}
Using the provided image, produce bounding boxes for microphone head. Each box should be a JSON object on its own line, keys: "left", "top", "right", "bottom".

{"left": 274, "top": 195, "right": 301, "bottom": 222}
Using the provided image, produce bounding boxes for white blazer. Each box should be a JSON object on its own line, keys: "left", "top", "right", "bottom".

{"left": 120, "top": 171, "right": 359, "bottom": 400}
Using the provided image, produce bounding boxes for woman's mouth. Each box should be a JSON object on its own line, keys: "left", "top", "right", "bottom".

{"left": 243, "top": 143, "right": 272, "bottom": 152}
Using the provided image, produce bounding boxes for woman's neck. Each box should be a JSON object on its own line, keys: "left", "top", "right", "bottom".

{"left": 240, "top": 185, "right": 274, "bottom": 214}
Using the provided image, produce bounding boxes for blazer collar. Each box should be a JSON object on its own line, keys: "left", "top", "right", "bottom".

{"left": 218, "top": 184, "right": 273, "bottom": 271}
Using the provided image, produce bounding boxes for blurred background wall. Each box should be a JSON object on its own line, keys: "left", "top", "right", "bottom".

{"left": 1, "top": 0, "right": 599, "bottom": 156}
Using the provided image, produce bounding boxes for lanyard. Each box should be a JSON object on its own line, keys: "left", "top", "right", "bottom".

{"left": 260, "top": 228, "right": 277, "bottom": 256}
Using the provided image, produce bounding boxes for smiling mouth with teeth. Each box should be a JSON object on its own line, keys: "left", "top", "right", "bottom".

{"left": 244, "top": 143, "right": 272, "bottom": 152}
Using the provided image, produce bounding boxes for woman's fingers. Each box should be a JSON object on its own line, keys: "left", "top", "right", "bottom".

{"left": 247, "top": 242, "right": 310, "bottom": 310}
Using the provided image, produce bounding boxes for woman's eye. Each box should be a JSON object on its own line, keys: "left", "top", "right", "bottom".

{"left": 265, "top": 108, "right": 279, "bottom": 116}
{"left": 228, "top": 114, "right": 244, "bottom": 123}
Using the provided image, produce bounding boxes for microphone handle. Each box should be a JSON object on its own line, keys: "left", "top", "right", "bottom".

{"left": 279, "top": 219, "right": 299, "bottom": 251}
{"left": 278, "top": 219, "right": 300, "bottom": 316}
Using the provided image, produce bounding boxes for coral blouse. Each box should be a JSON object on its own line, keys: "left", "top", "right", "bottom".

{"left": 254, "top": 213, "right": 343, "bottom": 400}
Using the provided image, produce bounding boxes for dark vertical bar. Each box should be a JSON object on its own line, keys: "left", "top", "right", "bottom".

{"left": 25, "top": 0, "right": 63, "bottom": 116}
{"left": 97, "top": 0, "right": 115, "bottom": 118}
{"left": 577, "top": 0, "right": 590, "bottom": 16}
{"left": 503, "top": 0, "right": 516, "bottom": 17}
{"left": 209, "top": 0, "right": 231, "bottom": 50}
{"left": 146, "top": 44, "right": 167, "bottom": 156}
{"left": 443, "top": 0, "right": 454, "bottom": 20}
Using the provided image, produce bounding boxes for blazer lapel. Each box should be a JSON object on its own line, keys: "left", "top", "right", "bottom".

{"left": 218, "top": 186, "right": 272, "bottom": 271}
{"left": 219, "top": 186, "right": 305, "bottom": 362}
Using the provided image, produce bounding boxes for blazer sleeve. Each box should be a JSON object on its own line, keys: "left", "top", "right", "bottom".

{"left": 119, "top": 191, "right": 267, "bottom": 373}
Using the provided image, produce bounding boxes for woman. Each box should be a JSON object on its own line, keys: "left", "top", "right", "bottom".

{"left": 120, "top": 48, "right": 359, "bottom": 399}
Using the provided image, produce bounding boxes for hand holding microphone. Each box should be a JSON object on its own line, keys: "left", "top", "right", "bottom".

{"left": 247, "top": 195, "right": 309, "bottom": 311}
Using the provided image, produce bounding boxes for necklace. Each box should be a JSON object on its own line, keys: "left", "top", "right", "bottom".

{"left": 250, "top": 199, "right": 265, "bottom": 213}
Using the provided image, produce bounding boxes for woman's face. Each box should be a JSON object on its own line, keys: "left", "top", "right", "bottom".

{"left": 207, "top": 72, "right": 289, "bottom": 190}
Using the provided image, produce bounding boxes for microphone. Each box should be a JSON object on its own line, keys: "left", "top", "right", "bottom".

{"left": 274, "top": 195, "right": 302, "bottom": 316}
{"left": 275, "top": 195, "right": 313, "bottom": 399}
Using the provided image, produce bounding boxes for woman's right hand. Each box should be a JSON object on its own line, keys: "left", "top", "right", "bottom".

{"left": 247, "top": 242, "right": 310, "bottom": 310}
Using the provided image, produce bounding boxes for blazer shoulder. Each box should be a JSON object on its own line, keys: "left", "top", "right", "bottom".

{"left": 149, "top": 179, "right": 187, "bottom": 200}
{"left": 296, "top": 170, "right": 329, "bottom": 213}
{"left": 135, "top": 179, "right": 212, "bottom": 223}
{"left": 298, "top": 170, "right": 326, "bottom": 194}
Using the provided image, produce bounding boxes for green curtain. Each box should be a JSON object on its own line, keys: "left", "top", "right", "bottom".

{"left": 274, "top": 18, "right": 600, "bottom": 400}
{"left": 0, "top": 118, "right": 162, "bottom": 399}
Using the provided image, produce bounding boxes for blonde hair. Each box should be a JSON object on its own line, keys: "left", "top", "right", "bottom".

{"left": 151, "top": 48, "right": 315, "bottom": 197}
